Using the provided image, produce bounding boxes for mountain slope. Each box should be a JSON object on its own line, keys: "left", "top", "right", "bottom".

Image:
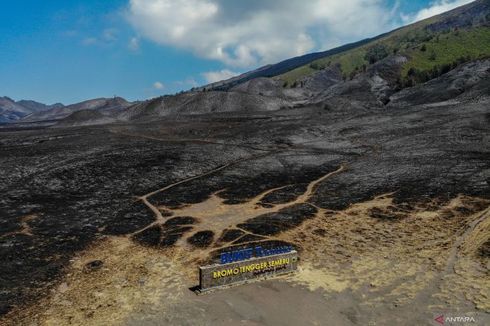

{"left": 0, "top": 97, "right": 30, "bottom": 123}
{"left": 0, "top": 97, "right": 61, "bottom": 123}
{"left": 278, "top": 0, "right": 490, "bottom": 87}
{"left": 197, "top": 33, "right": 391, "bottom": 91}
{"left": 115, "top": 0, "right": 490, "bottom": 123}
{"left": 202, "top": 0, "right": 489, "bottom": 91}
{"left": 16, "top": 100, "right": 63, "bottom": 113}
{"left": 21, "top": 97, "right": 133, "bottom": 122}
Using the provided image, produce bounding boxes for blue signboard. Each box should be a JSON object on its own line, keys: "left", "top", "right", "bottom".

{"left": 220, "top": 245, "right": 293, "bottom": 264}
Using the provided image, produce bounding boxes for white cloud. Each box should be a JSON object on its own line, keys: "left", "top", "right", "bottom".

{"left": 81, "top": 37, "right": 97, "bottom": 46}
{"left": 402, "top": 0, "right": 474, "bottom": 24}
{"left": 102, "top": 28, "right": 118, "bottom": 42}
{"left": 153, "top": 81, "right": 165, "bottom": 89}
{"left": 201, "top": 69, "right": 239, "bottom": 83}
{"left": 127, "top": 0, "right": 400, "bottom": 68}
{"left": 174, "top": 77, "right": 199, "bottom": 88}
{"left": 128, "top": 37, "right": 140, "bottom": 51}
{"left": 81, "top": 28, "right": 119, "bottom": 46}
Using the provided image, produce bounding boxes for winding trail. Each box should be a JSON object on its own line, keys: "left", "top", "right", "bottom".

{"left": 130, "top": 150, "right": 282, "bottom": 236}
{"left": 296, "top": 164, "right": 347, "bottom": 204}
{"left": 131, "top": 161, "right": 347, "bottom": 256}
{"left": 121, "top": 128, "right": 352, "bottom": 246}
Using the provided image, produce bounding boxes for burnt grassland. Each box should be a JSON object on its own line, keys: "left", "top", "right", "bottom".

{"left": 0, "top": 95, "right": 489, "bottom": 323}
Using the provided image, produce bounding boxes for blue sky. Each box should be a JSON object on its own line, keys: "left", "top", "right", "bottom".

{"left": 0, "top": 0, "right": 473, "bottom": 104}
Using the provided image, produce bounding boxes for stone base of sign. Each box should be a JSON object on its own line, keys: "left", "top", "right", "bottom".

{"left": 198, "top": 251, "right": 298, "bottom": 292}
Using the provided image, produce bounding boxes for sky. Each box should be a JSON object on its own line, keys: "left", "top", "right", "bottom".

{"left": 0, "top": 0, "right": 474, "bottom": 104}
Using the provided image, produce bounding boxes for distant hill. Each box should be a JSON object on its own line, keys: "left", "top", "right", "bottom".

{"left": 16, "top": 100, "right": 64, "bottom": 113}
{"left": 0, "top": 97, "right": 61, "bottom": 123}
{"left": 0, "top": 96, "right": 133, "bottom": 124}
{"left": 20, "top": 97, "right": 133, "bottom": 122}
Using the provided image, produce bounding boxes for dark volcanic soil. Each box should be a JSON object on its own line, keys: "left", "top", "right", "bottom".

{"left": 0, "top": 61, "right": 489, "bottom": 325}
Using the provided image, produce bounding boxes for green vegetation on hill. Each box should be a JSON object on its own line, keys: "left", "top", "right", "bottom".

{"left": 278, "top": 15, "right": 490, "bottom": 87}
{"left": 400, "top": 27, "right": 490, "bottom": 86}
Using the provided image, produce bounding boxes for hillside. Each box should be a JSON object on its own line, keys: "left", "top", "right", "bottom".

{"left": 21, "top": 97, "right": 133, "bottom": 122}
{"left": 0, "top": 96, "right": 134, "bottom": 124}
{"left": 201, "top": 0, "right": 489, "bottom": 92}
{"left": 278, "top": 0, "right": 490, "bottom": 88}
{"left": 117, "top": 91, "right": 289, "bottom": 121}
{"left": 0, "top": 97, "right": 62, "bottom": 123}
